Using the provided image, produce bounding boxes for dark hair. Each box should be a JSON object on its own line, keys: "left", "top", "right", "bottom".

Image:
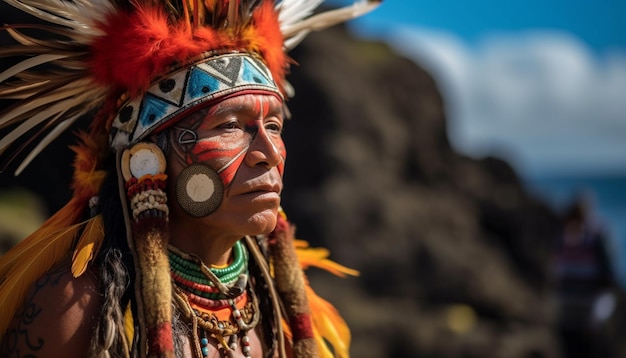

{"left": 89, "top": 158, "right": 134, "bottom": 357}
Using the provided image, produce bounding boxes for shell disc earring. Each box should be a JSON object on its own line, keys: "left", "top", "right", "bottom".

{"left": 176, "top": 163, "right": 224, "bottom": 217}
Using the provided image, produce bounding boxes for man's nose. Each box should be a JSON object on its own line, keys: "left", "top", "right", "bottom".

{"left": 244, "top": 123, "right": 282, "bottom": 169}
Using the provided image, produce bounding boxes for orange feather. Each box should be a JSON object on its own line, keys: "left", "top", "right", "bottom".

{"left": 295, "top": 240, "right": 359, "bottom": 278}
{"left": 0, "top": 202, "right": 86, "bottom": 339}
{"left": 278, "top": 207, "right": 356, "bottom": 357}
{"left": 292, "top": 238, "right": 357, "bottom": 357}
{"left": 0, "top": 197, "right": 85, "bottom": 278}
{"left": 306, "top": 284, "right": 352, "bottom": 358}
{"left": 71, "top": 214, "right": 105, "bottom": 277}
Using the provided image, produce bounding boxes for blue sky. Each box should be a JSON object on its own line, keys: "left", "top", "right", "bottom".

{"left": 345, "top": 0, "right": 626, "bottom": 52}
{"left": 328, "top": 0, "right": 626, "bottom": 178}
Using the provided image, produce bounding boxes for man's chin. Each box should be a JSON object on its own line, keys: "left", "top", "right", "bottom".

{"left": 245, "top": 209, "right": 278, "bottom": 236}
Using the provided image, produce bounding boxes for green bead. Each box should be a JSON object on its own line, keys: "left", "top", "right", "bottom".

{"left": 168, "top": 241, "right": 249, "bottom": 300}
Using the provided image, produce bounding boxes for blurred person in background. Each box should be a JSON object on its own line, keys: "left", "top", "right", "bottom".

{"left": 553, "top": 194, "right": 617, "bottom": 358}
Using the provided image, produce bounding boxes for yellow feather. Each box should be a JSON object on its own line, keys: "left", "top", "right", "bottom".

{"left": 0, "top": 221, "right": 83, "bottom": 339}
{"left": 124, "top": 303, "right": 135, "bottom": 346}
{"left": 312, "top": 323, "right": 335, "bottom": 358}
{"left": 306, "top": 285, "right": 351, "bottom": 358}
{"left": 71, "top": 214, "right": 104, "bottom": 277}
{"left": 0, "top": 197, "right": 87, "bottom": 339}
{"left": 0, "top": 198, "right": 84, "bottom": 277}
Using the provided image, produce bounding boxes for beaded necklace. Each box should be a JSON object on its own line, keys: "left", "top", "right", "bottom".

{"left": 169, "top": 241, "right": 259, "bottom": 358}
{"left": 169, "top": 241, "right": 248, "bottom": 300}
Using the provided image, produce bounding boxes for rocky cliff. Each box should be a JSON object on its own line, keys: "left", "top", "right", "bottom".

{"left": 281, "top": 26, "right": 564, "bottom": 358}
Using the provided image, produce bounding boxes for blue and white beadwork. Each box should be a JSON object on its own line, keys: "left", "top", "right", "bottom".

{"left": 110, "top": 53, "right": 281, "bottom": 149}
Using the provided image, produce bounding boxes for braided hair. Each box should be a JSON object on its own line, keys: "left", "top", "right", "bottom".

{"left": 89, "top": 159, "right": 133, "bottom": 357}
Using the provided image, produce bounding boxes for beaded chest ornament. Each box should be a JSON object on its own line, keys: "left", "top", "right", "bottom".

{"left": 170, "top": 241, "right": 259, "bottom": 358}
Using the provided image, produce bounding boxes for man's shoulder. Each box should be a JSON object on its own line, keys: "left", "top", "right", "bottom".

{"left": 0, "top": 260, "right": 102, "bottom": 357}
{"left": 35, "top": 260, "right": 102, "bottom": 305}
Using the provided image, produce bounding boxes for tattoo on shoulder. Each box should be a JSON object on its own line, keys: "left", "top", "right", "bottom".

{"left": 0, "top": 267, "right": 67, "bottom": 357}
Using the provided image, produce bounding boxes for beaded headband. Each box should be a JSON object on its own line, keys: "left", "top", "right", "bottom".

{"left": 110, "top": 53, "right": 281, "bottom": 149}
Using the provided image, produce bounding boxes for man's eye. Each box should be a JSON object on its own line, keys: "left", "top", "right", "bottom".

{"left": 265, "top": 122, "right": 282, "bottom": 133}
{"left": 219, "top": 121, "right": 241, "bottom": 130}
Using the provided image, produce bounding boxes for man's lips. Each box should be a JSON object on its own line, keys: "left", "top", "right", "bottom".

{"left": 233, "top": 181, "right": 282, "bottom": 196}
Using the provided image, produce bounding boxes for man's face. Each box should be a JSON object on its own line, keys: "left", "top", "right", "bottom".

{"left": 167, "top": 93, "right": 286, "bottom": 237}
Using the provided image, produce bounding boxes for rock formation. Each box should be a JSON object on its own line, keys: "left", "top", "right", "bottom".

{"left": 281, "top": 25, "right": 563, "bottom": 358}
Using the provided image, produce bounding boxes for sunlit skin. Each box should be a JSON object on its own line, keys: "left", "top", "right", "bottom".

{"left": 166, "top": 93, "right": 287, "bottom": 267}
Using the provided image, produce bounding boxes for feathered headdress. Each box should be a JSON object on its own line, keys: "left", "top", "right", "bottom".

{"left": 0, "top": 0, "right": 380, "bottom": 173}
{"left": 0, "top": 0, "right": 379, "bottom": 356}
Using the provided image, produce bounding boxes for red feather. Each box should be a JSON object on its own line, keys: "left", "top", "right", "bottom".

{"left": 251, "top": 1, "right": 288, "bottom": 91}
{"left": 89, "top": 1, "right": 287, "bottom": 97}
{"left": 91, "top": 7, "right": 204, "bottom": 96}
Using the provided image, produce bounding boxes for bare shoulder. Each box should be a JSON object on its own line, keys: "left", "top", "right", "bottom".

{"left": 0, "top": 260, "right": 102, "bottom": 357}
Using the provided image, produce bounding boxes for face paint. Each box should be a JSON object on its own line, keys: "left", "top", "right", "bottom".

{"left": 188, "top": 139, "right": 250, "bottom": 186}
{"left": 174, "top": 94, "right": 286, "bottom": 189}
{"left": 274, "top": 131, "right": 287, "bottom": 177}
{"left": 255, "top": 98, "right": 287, "bottom": 177}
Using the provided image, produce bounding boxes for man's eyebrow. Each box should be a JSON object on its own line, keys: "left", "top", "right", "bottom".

{"left": 206, "top": 99, "right": 283, "bottom": 118}
{"left": 206, "top": 102, "right": 247, "bottom": 117}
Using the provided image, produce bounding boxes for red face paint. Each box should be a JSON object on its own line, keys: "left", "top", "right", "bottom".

{"left": 178, "top": 94, "right": 286, "bottom": 188}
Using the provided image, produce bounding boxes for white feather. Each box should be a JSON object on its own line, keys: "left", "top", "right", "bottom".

{"left": 4, "top": 0, "right": 85, "bottom": 30}
{"left": 3, "top": 0, "right": 111, "bottom": 35}
{"left": 5, "top": 28, "right": 39, "bottom": 47}
{"left": 0, "top": 81, "right": 52, "bottom": 99}
{"left": 0, "top": 96, "right": 83, "bottom": 152}
{"left": 0, "top": 54, "right": 69, "bottom": 84}
{"left": 277, "top": 0, "right": 325, "bottom": 28}
{"left": 71, "top": 0, "right": 115, "bottom": 25}
{"left": 15, "top": 114, "right": 80, "bottom": 175}
{"left": 0, "top": 79, "right": 96, "bottom": 133}
{"left": 283, "top": 30, "right": 310, "bottom": 50}
{"left": 282, "top": 1, "right": 380, "bottom": 40}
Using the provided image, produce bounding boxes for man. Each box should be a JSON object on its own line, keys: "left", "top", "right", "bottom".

{"left": 0, "top": 0, "right": 378, "bottom": 357}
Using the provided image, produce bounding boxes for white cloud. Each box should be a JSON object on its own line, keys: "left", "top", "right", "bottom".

{"left": 385, "top": 26, "right": 626, "bottom": 177}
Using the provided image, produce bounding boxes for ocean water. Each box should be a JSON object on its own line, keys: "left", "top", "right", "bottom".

{"left": 526, "top": 175, "right": 626, "bottom": 288}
